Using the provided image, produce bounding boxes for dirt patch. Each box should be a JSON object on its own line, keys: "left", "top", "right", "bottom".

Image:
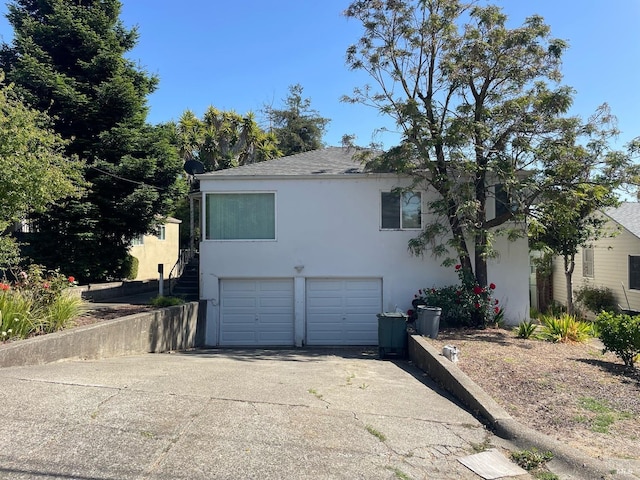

{"left": 73, "top": 304, "right": 156, "bottom": 327}
{"left": 430, "top": 328, "right": 640, "bottom": 461}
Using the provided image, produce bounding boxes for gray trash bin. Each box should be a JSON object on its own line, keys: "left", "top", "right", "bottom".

{"left": 416, "top": 306, "right": 442, "bottom": 339}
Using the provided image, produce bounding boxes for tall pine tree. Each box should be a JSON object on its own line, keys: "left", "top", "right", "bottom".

{"left": 0, "top": 0, "right": 185, "bottom": 281}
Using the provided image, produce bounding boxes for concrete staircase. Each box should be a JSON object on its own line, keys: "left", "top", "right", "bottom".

{"left": 171, "top": 255, "right": 199, "bottom": 301}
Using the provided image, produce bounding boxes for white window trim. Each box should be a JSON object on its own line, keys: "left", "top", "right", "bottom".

{"left": 156, "top": 225, "right": 166, "bottom": 240}
{"left": 203, "top": 191, "right": 277, "bottom": 242}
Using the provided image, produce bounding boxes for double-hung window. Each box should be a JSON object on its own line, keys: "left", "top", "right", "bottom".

{"left": 156, "top": 225, "right": 166, "bottom": 240}
{"left": 206, "top": 193, "right": 275, "bottom": 240}
{"left": 582, "top": 245, "right": 594, "bottom": 278}
{"left": 381, "top": 191, "right": 422, "bottom": 230}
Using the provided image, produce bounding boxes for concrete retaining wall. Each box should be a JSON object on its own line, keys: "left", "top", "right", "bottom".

{"left": 0, "top": 301, "right": 205, "bottom": 368}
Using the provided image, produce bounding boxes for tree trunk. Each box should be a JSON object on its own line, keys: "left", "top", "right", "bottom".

{"left": 563, "top": 254, "right": 575, "bottom": 316}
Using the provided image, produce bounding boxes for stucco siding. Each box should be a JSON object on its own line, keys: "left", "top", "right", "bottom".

{"left": 130, "top": 221, "right": 181, "bottom": 281}
{"left": 198, "top": 174, "right": 530, "bottom": 345}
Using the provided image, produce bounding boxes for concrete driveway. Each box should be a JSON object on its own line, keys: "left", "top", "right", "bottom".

{"left": 0, "top": 348, "right": 528, "bottom": 480}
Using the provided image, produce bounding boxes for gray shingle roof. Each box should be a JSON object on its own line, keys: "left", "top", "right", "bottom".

{"left": 197, "top": 147, "right": 373, "bottom": 178}
{"left": 604, "top": 202, "right": 640, "bottom": 238}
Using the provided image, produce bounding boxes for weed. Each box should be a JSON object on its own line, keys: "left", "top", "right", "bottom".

{"left": 511, "top": 448, "right": 553, "bottom": 471}
{"left": 534, "top": 472, "right": 559, "bottom": 480}
{"left": 577, "top": 397, "right": 631, "bottom": 434}
{"left": 150, "top": 296, "right": 184, "bottom": 307}
{"left": 359, "top": 383, "right": 369, "bottom": 390}
{"left": 385, "top": 466, "right": 411, "bottom": 480}
{"left": 346, "top": 373, "right": 355, "bottom": 385}
{"left": 365, "top": 425, "right": 386, "bottom": 442}
{"left": 308, "top": 388, "right": 323, "bottom": 400}
{"left": 470, "top": 439, "right": 491, "bottom": 452}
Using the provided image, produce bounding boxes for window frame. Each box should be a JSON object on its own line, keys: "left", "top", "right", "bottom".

{"left": 629, "top": 255, "right": 640, "bottom": 290}
{"left": 204, "top": 191, "right": 277, "bottom": 241}
{"left": 156, "top": 225, "right": 166, "bottom": 241}
{"left": 582, "top": 245, "right": 594, "bottom": 278}
{"left": 380, "top": 191, "right": 422, "bottom": 230}
{"left": 131, "top": 234, "right": 144, "bottom": 246}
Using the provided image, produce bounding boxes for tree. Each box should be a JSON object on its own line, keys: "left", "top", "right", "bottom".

{"left": 265, "top": 84, "right": 329, "bottom": 156}
{"left": 0, "top": 0, "right": 185, "bottom": 281}
{"left": 0, "top": 77, "right": 83, "bottom": 268}
{"left": 342, "top": 0, "right": 609, "bottom": 322}
{"left": 176, "top": 106, "right": 281, "bottom": 171}
{"left": 529, "top": 106, "right": 632, "bottom": 315}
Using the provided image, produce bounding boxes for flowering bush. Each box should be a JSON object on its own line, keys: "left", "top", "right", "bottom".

{"left": 1, "top": 265, "right": 82, "bottom": 341}
{"left": 412, "top": 265, "right": 503, "bottom": 328}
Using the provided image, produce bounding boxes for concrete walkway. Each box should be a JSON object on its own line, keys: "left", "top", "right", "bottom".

{"left": 0, "top": 349, "right": 532, "bottom": 480}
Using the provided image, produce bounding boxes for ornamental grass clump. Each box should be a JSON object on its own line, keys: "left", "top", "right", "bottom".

{"left": 413, "top": 265, "right": 503, "bottom": 328}
{"left": 0, "top": 265, "right": 81, "bottom": 340}
{"left": 538, "top": 314, "right": 592, "bottom": 343}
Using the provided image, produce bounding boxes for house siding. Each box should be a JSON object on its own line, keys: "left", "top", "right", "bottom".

{"left": 130, "top": 220, "right": 181, "bottom": 281}
{"left": 198, "top": 174, "right": 530, "bottom": 346}
{"left": 552, "top": 217, "right": 640, "bottom": 313}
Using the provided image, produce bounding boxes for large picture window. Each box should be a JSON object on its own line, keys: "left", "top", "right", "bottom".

{"left": 206, "top": 193, "right": 275, "bottom": 240}
{"left": 381, "top": 191, "right": 421, "bottom": 230}
{"left": 629, "top": 256, "right": 640, "bottom": 290}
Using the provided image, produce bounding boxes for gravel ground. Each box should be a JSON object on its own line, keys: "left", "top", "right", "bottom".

{"left": 429, "top": 328, "right": 640, "bottom": 461}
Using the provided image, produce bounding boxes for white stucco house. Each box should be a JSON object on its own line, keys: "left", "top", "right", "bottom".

{"left": 552, "top": 202, "right": 640, "bottom": 313}
{"left": 196, "top": 147, "right": 530, "bottom": 347}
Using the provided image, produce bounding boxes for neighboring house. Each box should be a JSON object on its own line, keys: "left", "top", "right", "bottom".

{"left": 552, "top": 202, "right": 640, "bottom": 313}
{"left": 196, "top": 147, "right": 530, "bottom": 347}
{"left": 129, "top": 217, "right": 181, "bottom": 281}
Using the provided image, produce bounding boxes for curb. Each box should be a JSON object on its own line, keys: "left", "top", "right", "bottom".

{"left": 408, "top": 335, "right": 637, "bottom": 480}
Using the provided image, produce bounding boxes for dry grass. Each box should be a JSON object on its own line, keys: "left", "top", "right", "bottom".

{"left": 430, "top": 328, "right": 640, "bottom": 461}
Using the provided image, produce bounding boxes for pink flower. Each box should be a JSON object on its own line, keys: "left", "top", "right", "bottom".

{"left": 455, "top": 264, "right": 461, "bottom": 270}
{"left": 494, "top": 307, "right": 500, "bottom": 314}
{"left": 489, "top": 283, "right": 496, "bottom": 290}
{"left": 43, "top": 282, "right": 50, "bottom": 289}
{"left": 494, "top": 299, "right": 499, "bottom": 305}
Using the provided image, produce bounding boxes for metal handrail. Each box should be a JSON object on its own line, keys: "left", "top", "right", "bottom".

{"left": 168, "top": 248, "right": 196, "bottom": 295}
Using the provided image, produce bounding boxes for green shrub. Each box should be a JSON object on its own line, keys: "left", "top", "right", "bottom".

{"left": 575, "top": 285, "right": 618, "bottom": 314}
{"left": 123, "top": 254, "right": 139, "bottom": 280}
{"left": 415, "top": 265, "right": 502, "bottom": 328}
{"left": 595, "top": 311, "right": 640, "bottom": 367}
{"left": 150, "top": 296, "right": 184, "bottom": 308}
{"left": 511, "top": 448, "right": 553, "bottom": 471}
{"left": 539, "top": 314, "right": 592, "bottom": 343}
{"left": 516, "top": 320, "right": 538, "bottom": 339}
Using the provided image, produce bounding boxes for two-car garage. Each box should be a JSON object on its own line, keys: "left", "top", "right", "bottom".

{"left": 218, "top": 278, "right": 382, "bottom": 346}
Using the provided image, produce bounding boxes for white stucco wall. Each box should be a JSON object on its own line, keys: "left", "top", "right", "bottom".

{"left": 198, "top": 174, "right": 530, "bottom": 345}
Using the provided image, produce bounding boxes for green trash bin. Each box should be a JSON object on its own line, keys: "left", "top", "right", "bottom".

{"left": 377, "top": 312, "right": 408, "bottom": 359}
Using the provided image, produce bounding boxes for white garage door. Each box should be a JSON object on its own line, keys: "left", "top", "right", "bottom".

{"left": 220, "top": 279, "right": 294, "bottom": 346}
{"left": 306, "top": 278, "right": 382, "bottom": 345}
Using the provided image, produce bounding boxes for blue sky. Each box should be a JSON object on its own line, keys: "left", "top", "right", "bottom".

{"left": 0, "top": 1, "right": 638, "bottom": 150}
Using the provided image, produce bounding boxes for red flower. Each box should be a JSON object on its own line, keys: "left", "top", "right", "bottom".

{"left": 494, "top": 307, "right": 500, "bottom": 314}
{"left": 43, "top": 282, "right": 50, "bottom": 289}
{"left": 68, "top": 276, "right": 75, "bottom": 283}
{"left": 473, "top": 286, "right": 484, "bottom": 295}
{"left": 474, "top": 303, "right": 481, "bottom": 309}
{"left": 431, "top": 288, "right": 436, "bottom": 293}
{"left": 0, "top": 283, "right": 9, "bottom": 291}
{"left": 489, "top": 283, "right": 496, "bottom": 290}
{"left": 455, "top": 264, "right": 461, "bottom": 270}
{"left": 494, "top": 299, "right": 499, "bottom": 305}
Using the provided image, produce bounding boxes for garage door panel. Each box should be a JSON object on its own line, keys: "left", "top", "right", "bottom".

{"left": 306, "top": 278, "right": 381, "bottom": 346}
{"left": 220, "top": 279, "right": 294, "bottom": 346}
